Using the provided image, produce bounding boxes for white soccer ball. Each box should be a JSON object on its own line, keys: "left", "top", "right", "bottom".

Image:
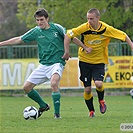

{"left": 23, "top": 106, "right": 38, "bottom": 120}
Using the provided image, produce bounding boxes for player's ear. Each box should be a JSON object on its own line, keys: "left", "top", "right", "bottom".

{"left": 97, "top": 15, "right": 100, "bottom": 20}
{"left": 46, "top": 17, "right": 49, "bottom": 22}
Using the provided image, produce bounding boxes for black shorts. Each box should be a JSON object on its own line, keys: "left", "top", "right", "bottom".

{"left": 79, "top": 61, "right": 105, "bottom": 87}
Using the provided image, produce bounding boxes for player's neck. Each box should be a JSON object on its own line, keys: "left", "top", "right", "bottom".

{"left": 44, "top": 23, "right": 50, "bottom": 29}
{"left": 92, "top": 22, "right": 100, "bottom": 30}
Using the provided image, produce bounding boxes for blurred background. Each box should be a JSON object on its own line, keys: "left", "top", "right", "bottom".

{"left": 0, "top": 0, "right": 133, "bottom": 41}
{"left": 0, "top": 0, "right": 133, "bottom": 95}
{"left": 0, "top": 0, "right": 133, "bottom": 58}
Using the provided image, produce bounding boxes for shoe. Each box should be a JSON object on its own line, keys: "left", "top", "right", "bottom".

{"left": 38, "top": 104, "right": 50, "bottom": 118}
{"left": 54, "top": 114, "right": 61, "bottom": 119}
{"left": 99, "top": 100, "right": 106, "bottom": 114}
{"left": 89, "top": 111, "right": 95, "bottom": 117}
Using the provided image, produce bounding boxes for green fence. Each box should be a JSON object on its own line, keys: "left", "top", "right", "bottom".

{"left": 0, "top": 42, "right": 132, "bottom": 59}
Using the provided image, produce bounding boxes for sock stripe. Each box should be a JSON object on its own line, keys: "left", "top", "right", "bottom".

{"left": 96, "top": 85, "right": 104, "bottom": 92}
{"left": 84, "top": 91, "right": 93, "bottom": 100}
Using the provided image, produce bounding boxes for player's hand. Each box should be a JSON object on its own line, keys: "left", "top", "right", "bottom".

{"left": 131, "top": 42, "right": 133, "bottom": 55}
{"left": 85, "top": 47, "right": 92, "bottom": 54}
{"left": 131, "top": 41, "right": 133, "bottom": 48}
{"left": 131, "top": 48, "right": 133, "bottom": 56}
{"left": 62, "top": 52, "right": 71, "bottom": 60}
{"left": 0, "top": 42, "right": 3, "bottom": 46}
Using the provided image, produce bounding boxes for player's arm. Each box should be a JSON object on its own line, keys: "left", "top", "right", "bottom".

{"left": 125, "top": 35, "right": 133, "bottom": 51}
{"left": 62, "top": 35, "right": 92, "bottom": 60}
{"left": 62, "top": 34, "right": 71, "bottom": 60}
{"left": 0, "top": 37, "right": 23, "bottom": 46}
{"left": 106, "top": 26, "right": 133, "bottom": 51}
{"left": 62, "top": 24, "right": 91, "bottom": 60}
{"left": 72, "top": 37, "right": 92, "bottom": 53}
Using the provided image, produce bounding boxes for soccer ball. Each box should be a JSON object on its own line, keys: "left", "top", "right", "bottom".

{"left": 23, "top": 106, "right": 38, "bottom": 120}
{"left": 130, "top": 89, "right": 133, "bottom": 99}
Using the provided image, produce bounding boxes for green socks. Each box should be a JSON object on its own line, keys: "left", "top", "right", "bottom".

{"left": 27, "top": 89, "right": 47, "bottom": 108}
{"left": 27, "top": 89, "right": 61, "bottom": 114}
{"left": 52, "top": 92, "right": 61, "bottom": 114}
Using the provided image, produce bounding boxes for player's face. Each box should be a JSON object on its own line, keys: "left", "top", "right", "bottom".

{"left": 35, "top": 16, "right": 49, "bottom": 29}
{"left": 87, "top": 12, "right": 100, "bottom": 30}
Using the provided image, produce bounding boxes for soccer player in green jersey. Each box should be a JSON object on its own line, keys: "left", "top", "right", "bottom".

{"left": 62, "top": 8, "right": 133, "bottom": 117}
{"left": 0, "top": 8, "right": 89, "bottom": 119}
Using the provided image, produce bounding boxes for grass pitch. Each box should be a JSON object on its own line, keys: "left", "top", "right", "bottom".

{"left": 0, "top": 95, "right": 132, "bottom": 133}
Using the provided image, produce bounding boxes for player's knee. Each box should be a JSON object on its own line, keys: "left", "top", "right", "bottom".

{"left": 95, "top": 81, "right": 103, "bottom": 89}
{"left": 23, "top": 85, "right": 32, "bottom": 93}
{"left": 23, "top": 85, "right": 29, "bottom": 93}
{"left": 51, "top": 81, "right": 58, "bottom": 91}
{"left": 23, "top": 82, "right": 34, "bottom": 93}
{"left": 84, "top": 86, "right": 91, "bottom": 94}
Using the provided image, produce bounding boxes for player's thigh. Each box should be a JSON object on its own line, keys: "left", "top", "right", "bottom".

{"left": 23, "top": 81, "right": 36, "bottom": 93}
{"left": 50, "top": 63, "right": 64, "bottom": 86}
{"left": 46, "top": 63, "right": 64, "bottom": 79}
{"left": 92, "top": 63, "right": 105, "bottom": 81}
{"left": 50, "top": 73, "right": 60, "bottom": 88}
{"left": 79, "top": 61, "right": 92, "bottom": 87}
{"left": 26, "top": 65, "right": 48, "bottom": 85}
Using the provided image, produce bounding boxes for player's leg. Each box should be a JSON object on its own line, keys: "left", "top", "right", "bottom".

{"left": 47, "top": 63, "right": 64, "bottom": 118}
{"left": 79, "top": 61, "right": 95, "bottom": 117}
{"left": 93, "top": 63, "right": 106, "bottom": 114}
{"left": 23, "top": 81, "right": 49, "bottom": 110}
{"left": 50, "top": 73, "right": 61, "bottom": 118}
{"left": 23, "top": 64, "right": 50, "bottom": 117}
{"left": 84, "top": 86, "right": 95, "bottom": 117}
{"left": 95, "top": 82, "right": 106, "bottom": 114}
{"left": 95, "top": 81, "right": 104, "bottom": 101}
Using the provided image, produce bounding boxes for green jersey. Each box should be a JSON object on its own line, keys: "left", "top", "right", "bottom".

{"left": 21, "top": 22, "right": 66, "bottom": 66}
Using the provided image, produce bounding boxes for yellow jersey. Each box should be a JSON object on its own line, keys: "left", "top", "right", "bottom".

{"left": 67, "top": 21, "right": 126, "bottom": 64}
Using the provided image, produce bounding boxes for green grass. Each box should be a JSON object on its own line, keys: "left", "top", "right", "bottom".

{"left": 0, "top": 95, "right": 132, "bottom": 133}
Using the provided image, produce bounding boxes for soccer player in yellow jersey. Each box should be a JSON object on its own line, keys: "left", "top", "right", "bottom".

{"left": 62, "top": 8, "right": 133, "bottom": 117}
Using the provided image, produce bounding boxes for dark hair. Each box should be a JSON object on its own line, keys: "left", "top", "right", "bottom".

{"left": 87, "top": 8, "right": 100, "bottom": 17}
{"left": 34, "top": 8, "right": 49, "bottom": 18}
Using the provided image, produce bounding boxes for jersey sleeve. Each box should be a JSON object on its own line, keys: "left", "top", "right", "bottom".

{"left": 54, "top": 23, "right": 66, "bottom": 37}
{"left": 67, "top": 23, "right": 88, "bottom": 38}
{"left": 21, "top": 28, "right": 36, "bottom": 43}
{"left": 104, "top": 26, "right": 126, "bottom": 41}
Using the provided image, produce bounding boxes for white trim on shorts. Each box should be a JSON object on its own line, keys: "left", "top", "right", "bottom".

{"left": 26, "top": 63, "right": 64, "bottom": 85}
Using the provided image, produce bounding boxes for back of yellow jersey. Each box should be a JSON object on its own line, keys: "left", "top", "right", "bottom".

{"left": 67, "top": 21, "right": 126, "bottom": 64}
